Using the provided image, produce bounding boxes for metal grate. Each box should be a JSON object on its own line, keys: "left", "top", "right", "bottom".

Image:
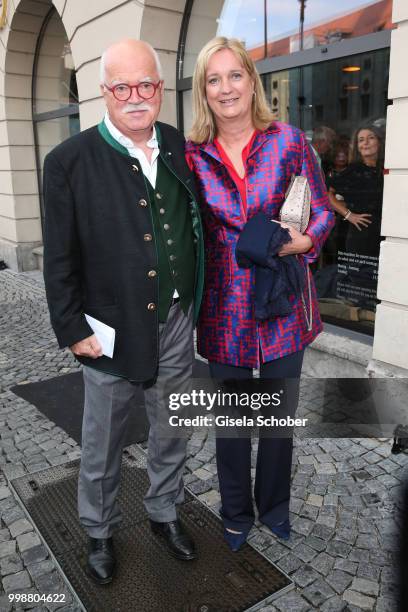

{"left": 11, "top": 448, "right": 292, "bottom": 612}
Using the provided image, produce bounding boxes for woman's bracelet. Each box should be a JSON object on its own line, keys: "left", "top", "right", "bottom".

{"left": 343, "top": 209, "right": 351, "bottom": 221}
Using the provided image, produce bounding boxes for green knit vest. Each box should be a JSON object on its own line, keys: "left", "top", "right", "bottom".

{"left": 146, "top": 159, "right": 196, "bottom": 321}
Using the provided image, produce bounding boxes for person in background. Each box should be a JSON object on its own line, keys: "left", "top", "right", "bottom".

{"left": 326, "top": 123, "right": 385, "bottom": 312}
{"left": 327, "top": 124, "right": 385, "bottom": 253}
{"left": 312, "top": 125, "right": 337, "bottom": 175}
{"left": 186, "top": 37, "right": 334, "bottom": 551}
{"left": 328, "top": 141, "right": 350, "bottom": 178}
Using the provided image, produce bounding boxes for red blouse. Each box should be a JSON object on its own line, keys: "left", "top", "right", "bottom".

{"left": 214, "top": 130, "right": 258, "bottom": 218}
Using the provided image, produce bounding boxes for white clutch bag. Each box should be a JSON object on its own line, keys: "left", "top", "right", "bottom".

{"left": 279, "top": 175, "right": 313, "bottom": 331}
{"left": 279, "top": 175, "right": 311, "bottom": 233}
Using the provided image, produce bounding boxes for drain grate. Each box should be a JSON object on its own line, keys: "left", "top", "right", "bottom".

{"left": 11, "top": 449, "right": 292, "bottom": 612}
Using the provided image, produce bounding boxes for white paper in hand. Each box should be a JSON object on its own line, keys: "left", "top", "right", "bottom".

{"left": 85, "top": 314, "right": 116, "bottom": 358}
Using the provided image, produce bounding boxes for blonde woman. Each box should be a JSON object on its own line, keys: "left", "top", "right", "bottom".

{"left": 186, "top": 37, "right": 334, "bottom": 550}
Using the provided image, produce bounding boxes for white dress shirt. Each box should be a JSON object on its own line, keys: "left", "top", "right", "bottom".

{"left": 104, "top": 112, "right": 160, "bottom": 188}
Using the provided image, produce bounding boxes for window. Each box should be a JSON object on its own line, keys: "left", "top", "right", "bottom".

{"left": 361, "top": 93, "right": 370, "bottom": 117}
{"left": 262, "top": 49, "right": 389, "bottom": 334}
{"left": 340, "top": 97, "right": 349, "bottom": 120}
{"left": 33, "top": 8, "right": 79, "bottom": 228}
{"left": 180, "top": 0, "right": 393, "bottom": 77}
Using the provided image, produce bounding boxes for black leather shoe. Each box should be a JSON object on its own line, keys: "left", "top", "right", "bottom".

{"left": 87, "top": 537, "right": 115, "bottom": 584}
{"left": 150, "top": 519, "right": 196, "bottom": 561}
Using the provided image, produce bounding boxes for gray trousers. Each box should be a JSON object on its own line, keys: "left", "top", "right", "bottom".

{"left": 78, "top": 302, "right": 193, "bottom": 538}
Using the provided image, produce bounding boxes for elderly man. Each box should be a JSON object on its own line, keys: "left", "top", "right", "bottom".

{"left": 43, "top": 39, "right": 204, "bottom": 584}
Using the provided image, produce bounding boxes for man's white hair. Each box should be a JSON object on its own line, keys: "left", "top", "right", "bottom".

{"left": 100, "top": 41, "right": 163, "bottom": 84}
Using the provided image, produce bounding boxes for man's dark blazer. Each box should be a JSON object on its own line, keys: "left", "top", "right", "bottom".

{"left": 43, "top": 121, "right": 204, "bottom": 383}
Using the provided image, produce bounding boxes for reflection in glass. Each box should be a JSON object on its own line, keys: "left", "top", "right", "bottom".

{"left": 33, "top": 12, "right": 78, "bottom": 114}
{"left": 263, "top": 48, "right": 389, "bottom": 334}
{"left": 36, "top": 116, "right": 79, "bottom": 218}
{"left": 183, "top": 0, "right": 265, "bottom": 77}
{"left": 182, "top": 0, "right": 393, "bottom": 77}
{"left": 265, "top": 0, "right": 393, "bottom": 58}
{"left": 182, "top": 89, "right": 193, "bottom": 135}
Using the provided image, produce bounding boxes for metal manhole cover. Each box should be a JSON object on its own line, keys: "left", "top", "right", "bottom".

{"left": 11, "top": 450, "right": 292, "bottom": 611}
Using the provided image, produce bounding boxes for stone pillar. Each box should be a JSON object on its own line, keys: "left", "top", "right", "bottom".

{"left": 370, "top": 0, "right": 408, "bottom": 376}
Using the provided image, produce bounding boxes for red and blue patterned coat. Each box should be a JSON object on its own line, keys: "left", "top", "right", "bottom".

{"left": 186, "top": 122, "right": 335, "bottom": 368}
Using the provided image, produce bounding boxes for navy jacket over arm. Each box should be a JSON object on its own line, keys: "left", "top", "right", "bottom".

{"left": 235, "top": 212, "right": 306, "bottom": 320}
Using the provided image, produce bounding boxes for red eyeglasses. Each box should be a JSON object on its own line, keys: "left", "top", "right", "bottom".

{"left": 104, "top": 81, "right": 162, "bottom": 101}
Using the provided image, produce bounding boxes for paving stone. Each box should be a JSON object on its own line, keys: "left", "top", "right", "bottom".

{"left": 325, "top": 569, "right": 353, "bottom": 594}
{"left": 289, "top": 497, "right": 303, "bottom": 513}
{"left": 186, "top": 479, "right": 212, "bottom": 495}
{"left": 26, "top": 559, "right": 55, "bottom": 580}
{"left": 2, "top": 569, "right": 32, "bottom": 593}
{"left": 303, "top": 577, "right": 336, "bottom": 607}
{"left": 276, "top": 531, "right": 302, "bottom": 551}
{"left": 185, "top": 458, "right": 202, "bottom": 472}
{"left": 0, "top": 594, "right": 12, "bottom": 612}
{"left": 2, "top": 505, "right": 25, "bottom": 526}
{"left": 27, "top": 462, "right": 50, "bottom": 472}
{"left": 348, "top": 548, "right": 369, "bottom": 563}
{"left": 303, "top": 535, "right": 326, "bottom": 553}
{"left": 312, "top": 523, "right": 335, "bottom": 541}
{"left": 326, "top": 541, "right": 351, "bottom": 559}
{"left": 0, "top": 485, "right": 12, "bottom": 500}
{"left": 333, "top": 558, "right": 358, "bottom": 574}
{"left": 20, "top": 542, "right": 48, "bottom": 567}
{"left": 298, "top": 455, "right": 317, "bottom": 465}
{"left": 17, "top": 532, "right": 42, "bottom": 553}
{"left": 263, "top": 541, "right": 290, "bottom": 562}
{"left": 334, "top": 529, "right": 357, "bottom": 546}
{"left": 320, "top": 595, "right": 348, "bottom": 611}
{"left": 291, "top": 564, "right": 321, "bottom": 588}
{"left": 273, "top": 591, "right": 310, "bottom": 612}
{"left": 9, "top": 518, "right": 33, "bottom": 538}
{"left": 0, "top": 539, "right": 16, "bottom": 558}
{"left": 0, "top": 527, "right": 11, "bottom": 541}
{"left": 311, "top": 552, "right": 335, "bottom": 576}
{"left": 307, "top": 494, "right": 323, "bottom": 507}
{"left": 0, "top": 552, "right": 24, "bottom": 576}
{"left": 292, "top": 543, "right": 317, "bottom": 563}
{"left": 248, "top": 530, "right": 275, "bottom": 551}
{"left": 355, "top": 533, "right": 379, "bottom": 550}
{"left": 342, "top": 589, "right": 375, "bottom": 610}
{"left": 276, "top": 552, "right": 303, "bottom": 574}
{"left": 316, "top": 513, "right": 337, "bottom": 528}
{"left": 197, "top": 489, "right": 221, "bottom": 507}
{"left": 316, "top": 463, "right": 336, "bottom": 475}
{"left": 292, "top": 517, "right": 314, "bottom": 536}
{"left": 193, "top": 467, "right": 213, "bottom": 481}
{"left": 11, "top": 587, "right": 42, "bottom": 610}
{"left": 357, "top": 562, "right": 381, "bottom": 581}
{"left": 350, "top": 577, "right": 379, "bottom": 597}
{"left": 1, "top": 463, "right": 26, "bottom": 479}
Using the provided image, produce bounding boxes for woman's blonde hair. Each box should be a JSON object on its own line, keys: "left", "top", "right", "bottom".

{"left": 189, "top": 37, "right": 274, "bottom": 143}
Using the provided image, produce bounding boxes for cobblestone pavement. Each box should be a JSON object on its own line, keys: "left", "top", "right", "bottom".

{"left": 0, "top": 269, "right": 405, "bottom": 611}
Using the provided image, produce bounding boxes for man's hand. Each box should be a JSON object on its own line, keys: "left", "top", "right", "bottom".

{"left": 273, "top": 221, "right": 313, "bottom": 256}
{"left": 70, "top": 334, "right": 103, "bottom": 359}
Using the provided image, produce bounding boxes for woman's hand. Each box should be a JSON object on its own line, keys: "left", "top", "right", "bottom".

{"left": 273, "top": 221, "right": 313, "bottom": 256}
{"left": 348, "top": 212, "right": 372, "bottom": 230}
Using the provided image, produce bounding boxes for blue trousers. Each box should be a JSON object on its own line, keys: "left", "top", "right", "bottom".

{"left": 209, "top": 350, "right": 304, "bottom": 532}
